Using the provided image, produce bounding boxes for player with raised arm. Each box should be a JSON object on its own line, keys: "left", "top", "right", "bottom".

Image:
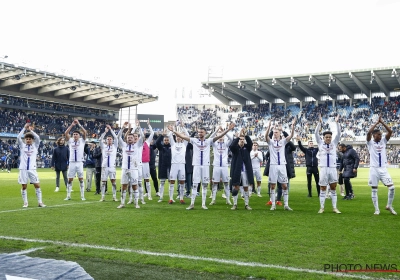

{"left": 315, "top": 114, "right": 341, "bottom": 214}
{"left": 18, "top": 123, "right": 46, "bottom": 208}
{"left": 141, "top": 119, "right": 155, "bottom": 200}
{"left": 210, "top": 126, "right": 233, "bottom": 205}
{"left": 99, "top": 124, "right": 118, "bottom": 202}
{"left": 173, "top": 122, "right": 235, "bottom": 210}
{"left": 366, "top": 115, "right": 396, "bottom": 215}
{"left": 167, "top": 123, "right": 189, "bottom": 204}
{"left": 265, "top": 117, "right": 296, "bottom": 211}
{"left": 64, "top": 119, "right": 87, "bottom": 201}
{"left": 117, "top": 122, "right": 140, "bottom": 209}
{"left": 250, "top": 141, "right": 263, "bottom": 197}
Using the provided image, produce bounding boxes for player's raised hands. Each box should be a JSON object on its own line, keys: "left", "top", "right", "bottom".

{"left": 167, "top": 124, "right": 174, "bottom": 132}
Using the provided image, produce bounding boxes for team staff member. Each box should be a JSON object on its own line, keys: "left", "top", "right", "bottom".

{"left": 51, "top": 137, "right": 69, "bottom": 192}
{"left": 338, "top": 143, "right": 359, "bottom": 200}
{"left": 297, "top": 136, "right": 320, "bottom": 197}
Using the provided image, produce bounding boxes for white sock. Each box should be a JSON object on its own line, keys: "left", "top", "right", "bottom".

{"left": 331, "top": 190, "right": 337, "bottom": 209}
{"left": 21, "top": 188, "right": 27, "bottom": 203}
{"left": 202, "top": 185, "right": 207, "bottom": 206}
{"left": 133, "top": 189, "right": 139, "bottom": 205}
{"left": 224, "top": 183, "right": 230, "bottom": 202}
{"left": 101, "top": 182, "right": 106, "bottom": 196}
{"left": 159, "top": 180, "right": 165, "bottom": 200}
{"left": 320, "top": 190, "right": 326, "bottom": 209}
{"left": 233, "top": 193, "right": 238, "bottom": 205}
{"left": 388, "top": 186, "right": 395, "bottom": 208}
{"left": 372, "top": 188, "right": 378, "bottom": 211}
{"left": 112, "top": 183, "right": 117, "bottom": 197}
{"left": 129, "top": 185, "right": 133, "bottom": 200}
{"left": 121, "top": 189, "right": 127, "bottom": 204}
{"left": 249, "top": 186, "right": 253, "bottom": 194}
{"left": 257, "top": 186, "right": 261, "bottom": 195}
{"left": 212, "top": 184, "right": 218, "bottom": 201}
{"left": 67, "top": 182, "right": 72, "bottom": 197}
{"left": 35, "top": 188, "right": 42, "bottom": 204}
{"left": 240, "top": 186, "right": 244, "bottom": 197}
{"left": 179, "top": 184, "right": 184, "bottom": 200}
{"left": 270, "top": 189, "right": 275, "bottom": 205}
{"left": 79, "top": 180, "right": 85, "bottom": 198}
{"left": 138, "top": 183, "right": 143, "bottom": 200}
{"left": 191, "top": 184, "right": 198, "bottom": 205}
{"left": 283, "top": 189, "right": 288, "bottom": 207}
{"left": 244, "top": 191, "right": 249, "bottom": 206}
{"left": 169, "top": 184, "right": 174, "bottom": 201}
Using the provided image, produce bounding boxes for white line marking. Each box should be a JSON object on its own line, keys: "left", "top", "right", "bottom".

{"left": 9, "top": 247, "right": 45, "bottom": 255}
{"left": 0, "top": 202, "right": 99, "bottom": 214}
{"left": 0, "top": 235, "right": 374, "bottom": 279}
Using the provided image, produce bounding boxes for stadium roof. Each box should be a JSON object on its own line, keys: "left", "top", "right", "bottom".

{"left": 202, "top": 66, "right": 400, "bottom": 105}
{"left": 0, "top": 62, "right": 158, "bottom": 111}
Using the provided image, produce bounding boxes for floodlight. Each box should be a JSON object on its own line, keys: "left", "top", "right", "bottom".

{"left": 70, "top": 86, "right": 77, "bottom": 91}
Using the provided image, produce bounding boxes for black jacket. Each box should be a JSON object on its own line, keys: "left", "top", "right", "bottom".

{"left": 339, "top": 145, "right": 360, "bottom": 178}
{"left": 92, "top": 146, "right": 102, "bottom": 168}
{"left": 297, "top": 141, "right": 319, "bottom": 167}
{"left": 51, "top": 145, "right": 70, "bottom": 171}
{"left": 149, "top": 143, "right": 157, "bottom": 169}
{"left": 230, "top": 136, "right": 254, "bottom": 186}
{"left": 84, "top": 144, "right": 96, "bottom": 168}
{"left": 156, "top": 134, "right": 171, "bottom": 179}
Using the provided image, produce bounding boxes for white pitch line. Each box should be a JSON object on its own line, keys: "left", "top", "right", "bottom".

{"left": 0, "top": 201, "right": 99, "bottom": 214}
{"left": 9, "top": 247, "right": 46, "bottom": 255}
{"left": 0, "top": 236, "right": 374, "bottom": 279}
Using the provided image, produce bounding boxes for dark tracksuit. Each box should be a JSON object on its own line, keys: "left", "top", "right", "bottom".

{"left": 92, "top": 146, "right": 105, "bottom": 194}
{"left": 149, "top": 141, "right": 159, "bottom": 193}
{"left": 298, "top": 141, "right": 320, "bottom": 197}
{"left": 51, "top": 145, "right": 70, "bottom": 189}
{"left": 339, "top": 145, "right": 359, "bottom": 198}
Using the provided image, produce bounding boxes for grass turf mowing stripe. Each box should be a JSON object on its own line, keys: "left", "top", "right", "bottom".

{"left": 0, "top": 235, "right": 373, "bottom": 279}
{"left": 0, "top": 201, "right": 99, "bottom": 214}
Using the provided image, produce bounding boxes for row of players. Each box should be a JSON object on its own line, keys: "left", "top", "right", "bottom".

{"left": 16, "top": 115, "right": 396, "bottom": 215}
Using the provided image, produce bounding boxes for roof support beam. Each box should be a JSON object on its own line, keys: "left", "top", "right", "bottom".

{"left": 242, "top": 82, "right": 275, "bottom": 103}
{"left": 84, "top": 91, "right": 116, "bottom": 101}
{"left": 371, "top": 72, "right": 389, "bottom": 96}
{"left": 69, "top": 88, "right": 110, "bottom": 99}
{"left": 108, "top": 95, "right": 143, "bottom": 105}
{"left": 312, "top": 76, "right": 336, "bottom": 99}
{"left": 214, "top": 86, "right": 246, "bottom": 105}
{"left": 20, "top": 78, "right": 62, "bottom": 91}
{"left": 349, "top": 72, "right": 370, "bottom": 98}
{"left": 332, "top": 75, "right": 354, "bottom": 99}
{"left": 0, "top": 69, "right": 25, "bottom": 79}
{"left": 210, "top": 89, "right": 230, "bottom": 105}
{"left": 257, "top": 81, "right": 289, "bottom": 102}
{"left": 274, "top": 79, "right": 304, "bottom": 101}
{"left": 224, "top": 83, "right": 260, "bottom": 104}
{"left": 295, "top": 79, "right": 321, "bottom": 100}
{"left": 53, "top": 85, "right": 90, "bottom": 96}
{"left": 38, "top": 82, "right": 76, "bottom": 94}
{"left": 0, "top": 75, "right": 41, "bottom": 87}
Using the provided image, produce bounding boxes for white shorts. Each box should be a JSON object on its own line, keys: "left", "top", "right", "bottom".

{"left": 101, "top": 167, "right": 116, "bottom": 181}
{"left": 368, "top": 167, "right": 393, "bottom": 186}
{"left": 18, "top": 170, "right": 39, "bottom": 184}
{"left": 268, "top": 165, "right": 288, "bottom": 184}
{"left": 212, "top": 166, "right": 230, "bottom": 183}
{"left": 319, "top": 167, "right": 338, "bottom": 186}
{"left": 193, "top": 165, "right": 210, "bottom": 184}
{"left": 121, "top": 168, "right": 138, "bottom": 185}
{"left": 138, "top": 165, "right": 143, "bottom": 180}
{"left": 142, "top": 163, "right": 150, "bottom": 179}
{"left": 253, "top": 168, "right": 262, "bottom": 182}
{"left": 170, "top": 163, "right": 186, "bottom": 181}
{"left": 68, "top": 162, "right": 84, "bottom": 179}
{"left": 240, "top": 171, "right": 249, "bottom": 187}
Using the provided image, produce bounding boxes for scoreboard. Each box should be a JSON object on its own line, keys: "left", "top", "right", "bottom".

{"left": 137, "top": 114, "right": 164, "bottom": 130}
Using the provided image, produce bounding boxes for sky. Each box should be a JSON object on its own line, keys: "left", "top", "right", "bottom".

{"left": 1, "top": 0, "right": 400, "bottom": 121}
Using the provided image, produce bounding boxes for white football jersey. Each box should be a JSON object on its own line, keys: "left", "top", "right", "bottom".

{"left": 68, "top": 138, "right": 85, "bottom": 162}
{"left": 367, "top": 138, "right": 388, "bottom": 168}
{"left": 268, "top": 138, "right": 287, "bottom": 165}
{"left": 250, "top": 150, "right": 263, "bottom": 169}
{"left": 315, "top": 122, "right": 340, "bottom": 167}
{"left": 190, "top": 138, "right": 213, "bottom": 166}
{"left": 18, "top": 128, "right": 40, "bottom": 170}
{"left": 212, "top": 140, "right": 231, "bottom": 167}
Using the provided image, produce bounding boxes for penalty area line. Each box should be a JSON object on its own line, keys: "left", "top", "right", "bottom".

{"left": 0, "top": 201, "right": 99, "bottom": 214}
{"left": 0, "top": 235, "right": 373, "bottom": 279}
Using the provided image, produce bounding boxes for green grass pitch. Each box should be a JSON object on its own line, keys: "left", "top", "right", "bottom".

{"left": 0, "top": 167, "right": 399, "bottom": 280}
